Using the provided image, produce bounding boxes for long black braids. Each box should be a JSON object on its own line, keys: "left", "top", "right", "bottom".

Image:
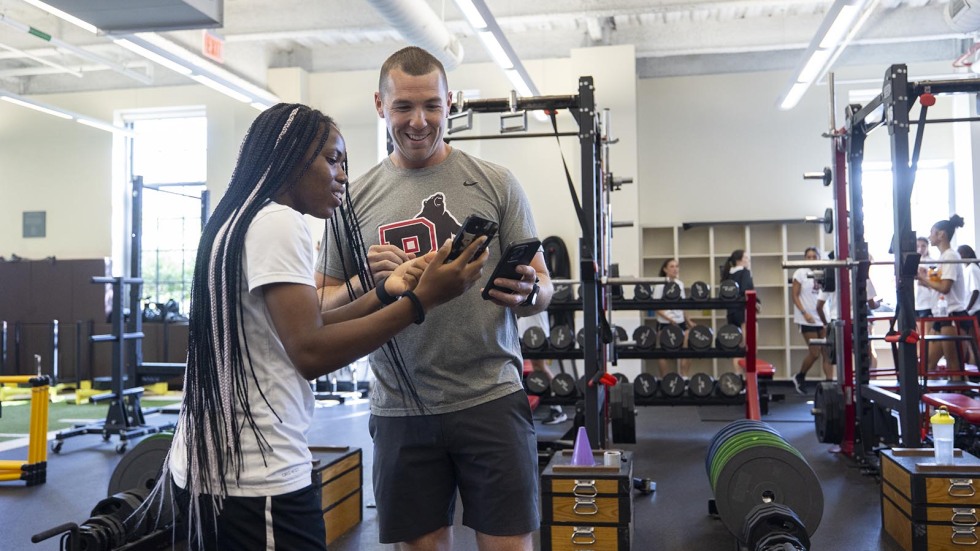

{"left": 139, "top": 103, "right": 335, "bottom": 546}
{"left": 323, "top": 162, "right": 428, "bottom": 414}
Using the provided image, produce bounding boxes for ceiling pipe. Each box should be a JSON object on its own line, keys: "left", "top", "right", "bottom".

{"left": 364, "top": 0, "right": 464, "bottom": 70}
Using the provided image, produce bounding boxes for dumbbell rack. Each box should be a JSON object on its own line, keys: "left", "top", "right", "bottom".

{"left": 524, "top": 291, "right": 764, "bottom": 418}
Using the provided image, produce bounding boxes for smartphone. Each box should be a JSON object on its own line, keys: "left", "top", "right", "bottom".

{"left": 481, "top": 237, "right": 542, "bottom": 300}
{"left": 445, "top": 215, "right": 498, "bottom": 263}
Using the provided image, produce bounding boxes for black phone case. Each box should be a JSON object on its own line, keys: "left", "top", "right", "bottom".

{"left": 481, "top": 238, "right": 541, "bottom": 300}
{"left": 446, "top": 215, "right": 498, "bottom": 262}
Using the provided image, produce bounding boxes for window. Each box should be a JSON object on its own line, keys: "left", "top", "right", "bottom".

{"left": 862, "top": 163, "right": 952, "bottom": 307}
{"left": 126, "top": 112, "right": 208, "bottom": 317}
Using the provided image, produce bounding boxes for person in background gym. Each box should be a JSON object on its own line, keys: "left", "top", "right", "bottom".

{"left": 317, "top": 46, "right": 551, "bottom": 551}
{"left": 516, "top": 310, "right": 568, "bottom": 424}
{"left": 791, "top": 247, "right": 831, "bottom": 394}
{"left": 918, "top": 215, "right": 969, "bottom": 376}
{"left": 721, "top": 249, "right": 755, "bottom": 371}
{"left": 916, "top": 237, "right": 938, "bottom": 319}
{"left": 956, "top": 244, "right": 980, "bottom": 365}
{"left": 653, "top": 258, "right": 693, "bottom": 376}
{"left": 154, "top": 104, "right": 487, "bottom": 550}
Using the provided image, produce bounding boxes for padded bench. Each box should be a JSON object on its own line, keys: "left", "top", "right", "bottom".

{"left": 523, "top": 360, "right": 541, "bottom": 412}
{"left": 738, "top": 359, "right": 776, "bottom": 415}
{"left": 922, "top": 392, "right": 980, "bottom": 425}
{"left": 737, "top": 358, "right": 775, "bottom": 378}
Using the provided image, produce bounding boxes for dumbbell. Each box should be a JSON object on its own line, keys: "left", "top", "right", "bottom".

{"left": 661, "top": 281, "right": 682, "bottom": 300}
{"left": 613, "top": 325, "right": 628, "bottom": 346}
{"left": 718, "top": 279, "right": 739, "bottom": 299}
{"left": 633, "top": 283, "right": 653, "bottom": 301}
{"left": 550, "top": 373, "right": 577, "bottom": 398}
{"left": 716, "top": 324, "right": 743, "bottom": 351}
{"left": 690, "top": 281, "right": 710, "bottom": 301}
{"left": 688, "top": 325, "right": 713, "bottom": 351}
{"left": 633, "top": 326, "right": 656, "bottom": 350}
{"left": 521, "top": 326, "right": 547, "bottom": 351}
{"left": 660, "top": 372, "right": 686, "bottom": 398}
{"left": 576, "top": 327, "right": 586, "bottom": 349}
{"left": 524, "top": 371, "right": 550, "bottom": 395}
{"left": 634, "top": 372, "right": 659, "bottom": 398}
{"left": 553, "top": 283, "right": 573, "bottom": 303}
{"left": 717, "top": 372, "right": 745, "bottom": 397}
{"left": 659, "top": 324, "right": 685, "bottom": 351}
{"left": 549, "top": 324, "right": 575, "bottom": 351}
{"left": 688, "top": 372, "right": 716, "bottom": 398}
{"left": 613, "top": 373, "right": 629, "bottom": 384}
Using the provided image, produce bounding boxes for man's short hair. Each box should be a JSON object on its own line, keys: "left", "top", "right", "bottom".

{"left": 379, "top": 46, "right": 448, "bottom": 97}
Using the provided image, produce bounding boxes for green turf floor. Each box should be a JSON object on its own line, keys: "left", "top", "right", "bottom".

{"left": 0, "top": 396, "right": 180, "bottom": 443}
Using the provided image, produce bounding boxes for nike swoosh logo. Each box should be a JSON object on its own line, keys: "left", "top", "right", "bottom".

{"left": 463, "top": 180, "right": 478, "bottom": 187}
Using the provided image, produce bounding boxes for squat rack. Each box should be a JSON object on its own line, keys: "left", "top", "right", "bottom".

{"left": 788, "top": 64, "right": 980, "bottom": 460}
{"left": 450, "top": 77, "right": 611, "bottom": 446}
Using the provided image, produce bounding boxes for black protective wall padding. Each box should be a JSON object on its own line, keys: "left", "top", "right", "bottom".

{"left": 542, "top": 235, "right": 574, "bottom": 332}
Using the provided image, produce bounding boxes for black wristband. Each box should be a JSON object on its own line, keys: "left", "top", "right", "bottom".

{"left": 400, "top": 291, "right": 426, "bottom": 325}
{"left": 375, "top": 276, "right": 398, "bottom": 306}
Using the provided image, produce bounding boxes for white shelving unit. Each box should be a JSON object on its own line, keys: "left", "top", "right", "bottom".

{"left": 640, "top": 222, "right": 833, "bottom": 379}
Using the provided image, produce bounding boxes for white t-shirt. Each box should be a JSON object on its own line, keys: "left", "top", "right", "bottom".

{"left": 817, "top": 290, "right": 836, "bottom": 322}
{"left": 916, "top": 254, "right": 938, "bottom": 311}
{"left": 964, "top": 262, "right": 980, "bottom": 315}
{"left": 653, "top": 278, "right": 686, "bottom": 324}
{"left": 933, "top": 247, "right": 967, "bottom": 314}
{"left": 171, "top": 203, "right": 317, "bottom": 497}
{"left": 793, "top": 268, "right": 821, "bottom": 325}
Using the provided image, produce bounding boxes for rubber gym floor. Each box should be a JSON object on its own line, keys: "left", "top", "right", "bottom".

{"left": 1, "top": 385, "right": 892, "bottom": 551}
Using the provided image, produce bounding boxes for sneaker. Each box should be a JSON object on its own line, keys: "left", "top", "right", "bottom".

{"left": 543, "top": 408, "right": 568, "bottom": 425}
{"left": 793, "top": 372, "right": 807, "bottom": 395}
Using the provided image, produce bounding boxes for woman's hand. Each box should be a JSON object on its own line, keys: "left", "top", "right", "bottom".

{"left": 384, "top": 255, "right": 431, "bottom": 296}
{"left": 804, "top": 312, "right": 815, "bottom": 324}
{"left": 412, "top": 237, "right": 489, "bottom": 311}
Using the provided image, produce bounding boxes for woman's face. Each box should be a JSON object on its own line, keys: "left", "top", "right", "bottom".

{"left": 739, "top": 254, "right": 750, "bottom": 267}
{"left": 283, "top": 124, "right": 348, "bottom": 220}
{"left": 929, "top": 225, "right": 942, "bottom": 247}
{"left": 805, "top": 249, "right": 819, "bottom": 261}
{"left": 665, "top": 260, "right": 679, "bottom": 278}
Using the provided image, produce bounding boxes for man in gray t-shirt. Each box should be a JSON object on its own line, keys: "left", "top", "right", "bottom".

{"left": 317, "top": 47, "right": 552, "bottom": 550}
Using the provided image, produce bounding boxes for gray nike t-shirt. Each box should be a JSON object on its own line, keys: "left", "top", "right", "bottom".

{"left": 321, "top": 148, "right": 537, "bottom": 416}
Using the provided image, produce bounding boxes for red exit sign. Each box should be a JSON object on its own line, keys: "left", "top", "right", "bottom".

{"left": 203, "top": 30, "right": 224, "bottom": 63}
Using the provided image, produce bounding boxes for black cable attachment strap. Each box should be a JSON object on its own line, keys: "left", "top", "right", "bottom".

{"left": 550, "top": 111, "right": 586, "bottom": 233}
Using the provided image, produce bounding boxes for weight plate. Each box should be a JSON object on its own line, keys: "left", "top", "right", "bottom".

{"left": 521, "top": 326, "right": 547, "bottom": 351}
{"left": 716, "top": 324, "right": 743, "bottom": 350}
{"left": 524, "top": 371, "right": 550, "bottom": 395}
{"left": 660, "top": 372, "right": 686, "bottom": 397}
{"left": 824, "top": 207, "right": 834, "bottom": 234}
{"left": 553, "top": 283, "right": 573, "bottom": 303}
{"left": 691, "top": 281, "right": 710, "bottom": 301}
{"left": 706, "top": 421, "right": 782, "bottom": 478}
{"left": 613, "top": 372, "right": 629, "bottom": 384}
{"left": 689, "top": 373, "right": 716, "bottom": 398}
{"left": 813, "top": 382, "right": 845, "bottom": 444}
{"left": 614, "top": 325, "right": 628, "bottom": 344}
{"left": 717, "top": 372, "right": 745, "bottom": 397}
{"left": 550, "top": 373, "right": 577, "bottom": 397}
{"left": 711, "top": 432, "right": 802, "bottom": 492}
{"left": 688, "top": 325, "right": 713, "bottom": 350}
{"left": 549, "top": 324, "right": 574, "bottom": 351}
{"left": 634, "top": 373, "right": 659, "bottom": 398}
{"left": 633, "top": 283, "right": 652, "bottom": 300}
{"left": 719, "top": 279, "right": 739, "bottom": 300}
{"left": 663, "top": 281, "right": 682, "bottom": 300}
{"left": 576, "top": 327, "right": 586, "bottom": 349}
{"left": 108, "top": 432, "right": 174, "bottom": 496}
{"left": 659, "top": 324, "right": 685, "bottom": 350}
{"left": 713, "top": 446, "right": 823, "bottom": 538}
{"left": 632, "top": 326, "right": 656, "bottom": 350}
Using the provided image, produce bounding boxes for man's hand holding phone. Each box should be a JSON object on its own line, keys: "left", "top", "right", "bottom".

{"left": 482, "top": 238, "right": 542, "bottom": 308}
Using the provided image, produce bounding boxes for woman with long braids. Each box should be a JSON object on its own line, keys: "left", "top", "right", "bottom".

{"left": 152, "top": 103, "right": 488, "bottom": 550}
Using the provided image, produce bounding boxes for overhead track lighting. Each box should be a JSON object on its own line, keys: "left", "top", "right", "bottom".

{"left": 453, "top": 0, "right": 539, "bottom": 98}
{"left": 778, "top": 0, "right": 876, "bottom": 110}
{"left": 0, "top": 89, "right": 133, "bottom": 135}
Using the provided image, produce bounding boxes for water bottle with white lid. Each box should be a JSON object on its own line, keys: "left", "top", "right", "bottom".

{"left": 936, "top": 294, "right": 948, "bottom": 317}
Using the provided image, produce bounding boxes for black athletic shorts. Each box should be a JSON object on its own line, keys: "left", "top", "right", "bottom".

{"left": 368, "top": 390, "right": 540, "bottom": 543}
{"left": 174, "top": 480, "right": 326, "bottom": 551}
{"left": 932, "top": 310, "right": 974, "bottom": 333}
{"left": 799, "top": 324, "right": 824, "bottom": 334}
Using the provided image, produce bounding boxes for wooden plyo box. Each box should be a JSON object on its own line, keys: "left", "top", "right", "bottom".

{"left": 881, "top": 448, "right": 980, "bottom": 551}
{"left": 540, "top": 450, "right": 633, "bottom": 551}
{"left": 310, "top": 446, "right": 362, "bottom": 545}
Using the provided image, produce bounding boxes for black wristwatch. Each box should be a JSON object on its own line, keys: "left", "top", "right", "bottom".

{"left": 520, "top": 278, "right": 540, "bottom": 307}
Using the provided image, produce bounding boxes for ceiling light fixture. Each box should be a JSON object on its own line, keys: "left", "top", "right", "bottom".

{"left": 778, "top": 0, "right": 875, "bottom": 110}
{"left": 0, "top": 89, "right": 133, "bottom": 135}
{"left": 453, "top": 0, "right": 539, "bottom": 98}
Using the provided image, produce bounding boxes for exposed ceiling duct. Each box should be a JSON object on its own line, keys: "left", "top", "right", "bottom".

{"left": 946, "top": 0, "right": 980, "bottom": 32}
{"left": 364, "top": 0, "right": 464, "bottom": 70}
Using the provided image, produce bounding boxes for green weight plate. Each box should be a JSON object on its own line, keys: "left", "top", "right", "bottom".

{"left": 706, "top": 421, "right": 781, "bottom": 476}
{"left": 711, "top": 434, "right": 802, "bottom": 491}
{"left": 710, "top": 428, "right": 798, "bottom": 485}
{"left": 714, "top": 446, "right": 824, "bottom": 538}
